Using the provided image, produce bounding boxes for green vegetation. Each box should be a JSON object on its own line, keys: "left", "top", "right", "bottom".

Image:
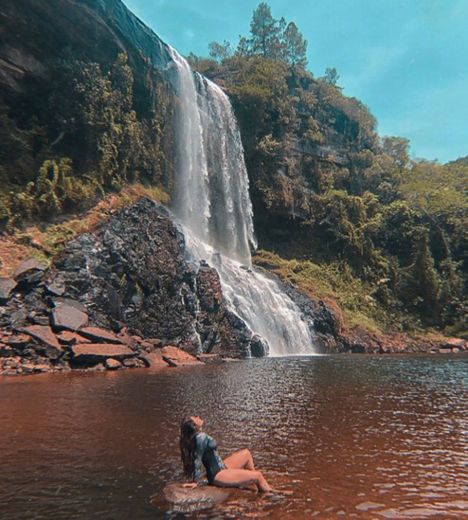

{"left": 190, "top": 2, "right": 467, "bottom": 335}
{"left": 0, "top": 52, "right": 172, "bottom": 229}
{"left": 0, "top": 1, "right": 465, "bottom": 337}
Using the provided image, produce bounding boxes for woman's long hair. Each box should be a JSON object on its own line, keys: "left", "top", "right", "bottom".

{"left": 180, "top": 416, "right": 198, "bottom": 479}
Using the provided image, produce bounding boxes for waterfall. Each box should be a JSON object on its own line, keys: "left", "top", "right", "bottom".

{"left": 167, "top": 46, "right": 315, "bottom": 356}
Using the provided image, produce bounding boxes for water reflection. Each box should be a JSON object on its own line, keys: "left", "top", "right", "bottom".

{"left": 0, "top": 355, "right": 467, "bottom": 519}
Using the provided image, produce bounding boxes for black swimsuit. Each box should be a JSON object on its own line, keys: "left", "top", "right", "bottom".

{"left": 193, "top": 432, "right": 226, "bottom": 484}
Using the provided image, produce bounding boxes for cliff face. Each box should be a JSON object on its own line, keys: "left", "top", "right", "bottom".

{"left": 0, "top": 0, "right": 171, "bottom": 95}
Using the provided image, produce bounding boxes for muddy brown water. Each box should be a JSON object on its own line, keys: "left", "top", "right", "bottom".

{"left": 0, "top": 355, "right": 467, "bottom": 519}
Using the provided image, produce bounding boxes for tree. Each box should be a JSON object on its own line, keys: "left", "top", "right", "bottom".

{"left": 381, "top": 136, "right": 410, "bottom": 169}
{"left": 283, "top": 21, "right": 308, "bottom": 67}
{"left": 208, "top": 40, "right": 232, "bottom": 62}
{"left": 249, "top": 2, "right": 282, "bottom": 59}
{"left": 323, "top": 67, "right": 340, "bottom": 86}
{"left": 236, "top": 36, "right": 251, "bottom": 57}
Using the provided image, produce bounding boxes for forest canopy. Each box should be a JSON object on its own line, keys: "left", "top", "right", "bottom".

{"left": 187, "top": 2, "right": 467, "bottom": 335}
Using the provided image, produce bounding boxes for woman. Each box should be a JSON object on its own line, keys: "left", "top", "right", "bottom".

{"left": 179, "top": 416, "right": 272, "bottom": 492}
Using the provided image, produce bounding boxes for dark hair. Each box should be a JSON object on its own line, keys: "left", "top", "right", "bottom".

{"left": 179, "top": 416, "right": 199, "bottom": 479}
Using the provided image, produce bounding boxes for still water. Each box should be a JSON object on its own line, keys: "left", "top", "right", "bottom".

{"left": 0, "top": 355, "right": 467, "bottom": 519}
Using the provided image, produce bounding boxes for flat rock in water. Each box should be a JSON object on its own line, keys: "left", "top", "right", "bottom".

{"left": 162, "top": 346, "right": 203, "bottom": 367}
{"left": 70, "top": 343, "right": 134, "bottom": 363}
{"left": 51, "top": 304, "right": 88, "bottom": 331}
{"left": 105, "top": 358, "right": 121, "bottom": 370}
{"left": 0, "top": 278, "right": 17, "bottom": 304}
{"left": 79, "top": 327, "right": 124, "bottom": 344}
{"left": 162, "top": 483, "right": 231, "bottom": 509}
{"left": 140, "top": 350, "right": 169, "bottom": 368}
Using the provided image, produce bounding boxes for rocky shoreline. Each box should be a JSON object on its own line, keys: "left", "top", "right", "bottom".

{"left": 1, "top": 198, "right": 466, "bottom": 377}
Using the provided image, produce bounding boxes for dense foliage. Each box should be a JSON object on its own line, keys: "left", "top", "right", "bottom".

{"left": 188, "top": 3, "right": 467, "bottom": 334}
{"left": 0, "top": 53, "right": 172, "bottom": 227}
{"left": 0, "top": 1, "right": 465, "bottom": 336}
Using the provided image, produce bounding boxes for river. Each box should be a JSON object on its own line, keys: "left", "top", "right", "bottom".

{"left": 0, "top": 355, "right": 467, "bottom": 519}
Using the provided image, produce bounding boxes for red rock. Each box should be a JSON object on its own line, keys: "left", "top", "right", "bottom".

{"left": 78, "top": 327, "right": 124, "bottom": 344}
{"left": 51, "top": 304, "right": 88, "bottom": 331}
{"left": 21, "top": 326, "right": 62, "bottom": 359}
{"left": 56, "top": 331, "right": 91, "bottom": 345}
{"left": 161, "top": 346, "right": 203, "bottom": 367}
{"left": 443, "top": 338, "right": 465, "bottom": 348}
{"left": 105, "top": 358, "right": 121, "bottom": 370}
{"left": 70, "top": 343, "right": 134, "bottom": 363}
{"left": 21, "top": 363, "right": 36, "bottom": 375}
{"left": 140, "top": 350, "right": 169, "bottom": 368}
{"left": 13, "top": 258, "right": 48, "bottom": 281}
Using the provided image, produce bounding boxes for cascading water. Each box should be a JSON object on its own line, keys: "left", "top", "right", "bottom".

{"left": 168, "top": 46, "right": 315, "bottom": 356}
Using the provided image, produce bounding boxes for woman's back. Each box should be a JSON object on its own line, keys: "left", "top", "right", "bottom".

{"left": 194, "top": 432, "right": 226, "bottom": 483}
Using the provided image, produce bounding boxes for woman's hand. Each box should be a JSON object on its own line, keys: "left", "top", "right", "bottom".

{"left": 182, "top": 482, "right": 198, "bottom": 489}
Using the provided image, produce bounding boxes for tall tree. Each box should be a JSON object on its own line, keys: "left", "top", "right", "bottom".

{"left": 382, "top": 136, "right": 410, "bottom": 169}
{"left": 283, "top": 21, "right": 308, "bottom": 67}
{"left": 323, "top": 67, "right": 340, "bottom": 86}
{"left": 249, "top": 2, "right": 282, "bottom": 59}
{"left": 208, "top": 40, "right": 232, "bottom": 62}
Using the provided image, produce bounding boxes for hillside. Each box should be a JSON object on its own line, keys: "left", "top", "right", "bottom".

{"left": 0, "top": 0, "right": 466, "bottom": 341}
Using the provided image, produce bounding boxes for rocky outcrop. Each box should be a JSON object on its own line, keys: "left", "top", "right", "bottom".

{"left": 51, "top": 198, "right": 262, "bottom": 357}
{"left": 0, "top": 198, "right": 273, "bottom": 375}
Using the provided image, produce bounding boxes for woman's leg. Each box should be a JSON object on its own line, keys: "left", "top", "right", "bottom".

{"left": 213, "top": 469, "right": 272, "bottom": 492}
{"left": 224, "top": 448, "right": 255, "bottom": 471}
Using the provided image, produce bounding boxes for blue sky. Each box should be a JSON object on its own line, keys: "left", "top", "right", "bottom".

{"left": 124, "top": 0, "right": 468, "bottom": 163}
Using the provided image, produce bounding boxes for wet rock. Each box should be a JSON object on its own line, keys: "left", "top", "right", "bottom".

{"left": 13, "top": 258, "right": 48, "bottom": 285}
{"left": 439, "top": 347, "right": 452, "bottom": 354}
{"left": 196, "top": 263, "right": 223, "bottom": 312}
{"left": 70, "top": 343, "right": 134, "bottom": 363}
{"left": 78, "top": 326, "right": 124, "bottom": 344}
{"left": 105, "top": 358, "right": 121, "bottom": 370}
{"left": 53, "top": 199, "right": 255, "bottom": 358}
{"left": 20, "top": 325, "right": 63, "bottom": 359}
{"left": 51, "top": 304, "right": 88, "bottom": 332}
{"left": 160, "top": 482, "right": 231, "bottom": 510}
{"left": 0, "top": 278, "right": 16, "bottom": 304}
{"left": 140, "top": 350, "right": 169, "bottom": 368}
{"left": 122, "top": 357, "right": 143, "bottom": 368}
{"left": 443, "top": 338, "right": 465, "bottom": 349}
{"left": 250, "top": 334, "right": 269, "bottom": 357}
{"left": 161, "top": 346, "right": 203, "bottom": 367}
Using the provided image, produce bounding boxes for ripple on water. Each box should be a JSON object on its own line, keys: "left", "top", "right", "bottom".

{"left": 0, "top": 354, "right": 467, "bottom": 519}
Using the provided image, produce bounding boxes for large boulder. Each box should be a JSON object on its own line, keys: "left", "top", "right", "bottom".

{"left": 54, "top": 199, "right": 262, "bottom": 358}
